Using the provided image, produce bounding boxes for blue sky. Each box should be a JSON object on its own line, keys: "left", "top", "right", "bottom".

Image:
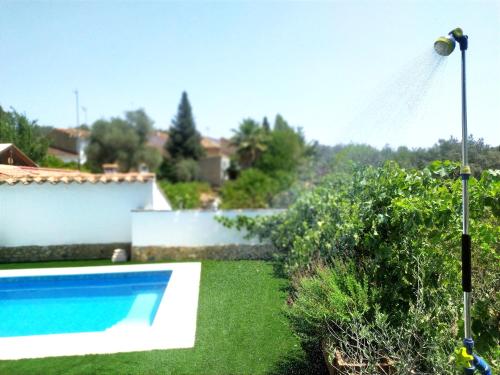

{"left": 1, "top": 1, "right": 498, "bottom": 148}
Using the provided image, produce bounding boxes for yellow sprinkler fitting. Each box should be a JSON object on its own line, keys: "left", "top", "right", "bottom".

{"left": 455, "top": 346, "right": 473, "bottom": 369}
{"left": 461, "top": 165, "right": 471, "bottom": 176}
{"left": 451, "top": 27, "right": 464, "bottom": 38}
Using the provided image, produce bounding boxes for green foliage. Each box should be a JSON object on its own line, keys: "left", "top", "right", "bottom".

{"left": 86, "top": 109, "right": 161, "bottom": 172}
{"left": 132, "top": 145, "right": 162, "bottom": 172}
{"left": 231, "top": 118, "right": 268, "bottom": 169}
{"left": 256, "top": 118, "right": 306, "bottom": 175}
{"left": 287, "top": 262, "right": 371, "bottom": 346}
{"left": 0, "top": 106, "right": 49, "bottom": 163}
{"left": 221, "top": 168, "right": 279, "bottom": 208}
{"left": 158, "top": 157, "right": 201, "bottom": 183}
{"left": 425, "top": 136, "right": 500, "bottom": 175}
{"left": 87, "top": 118, "right": 139, "bottom": 172}
{"left": 262, "top": 116, "right": 271, "bottom": 133}
{"left": 316, "top": 136, "right": 500, "bottom": 178}
{"left": 159, "top": 181, "right": 211, "bottom": 209}
{"left": 224, "top": 114, "right": 308, "bottom": 208}
{"left": 166, "top": 92, "right": 204, "bottom": 161}
{"left": 174, "top": 158, "right": 200, "bottom": 182}
{"left": 329, "top": 144, "right": 382, "bottom": 174}
{"left": 125, "top": 108, "right": 154, "bottom": 144}
{"left": 225, "top": 162, "right": 499, "bottom": 371}
{"left": 39, "top": 154, "right": 90, "bottom": 172}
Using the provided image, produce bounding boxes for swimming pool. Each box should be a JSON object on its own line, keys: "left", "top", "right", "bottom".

{"left": 0, "top": 270, "right": 172, "bottom": 337}
{"left": 0, "top": 263, "right": 201, "bottom": 359}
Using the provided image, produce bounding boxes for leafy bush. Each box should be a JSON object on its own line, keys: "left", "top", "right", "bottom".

{"left": 174, "top": 158, "right": 200, "bottom": 182}
{"left": 287, "top": 262, "right": 371, "bottom": 347}
{"left": 255, "top": 122, "right": 306, "bottom": 175}
{"left": 224, "top": 162, "right": 499, "bottom": 371}
{"left": 159, "top": 181, "right": 211, "bottom": 209}
{"left": 0, "top": 106, "right": 49, "bottom": 163}
{"left": 86, "top": 109, "right": 163, "bottom": 172}
{"left": 220, "top": 168, "right": 280, "bottom": 208}
{"left": 40, "top": 154, "right": 91, "bottom": 172}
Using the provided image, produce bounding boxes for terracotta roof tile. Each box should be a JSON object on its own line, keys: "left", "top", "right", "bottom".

{"left": 54, "top": 128, "right": 90, "bottom": 138}
{"left": 0, "top": 165, "right": 155, "bottom": 185}
{"left": 47, "top": 147, "right": 78, "bottom": 158}
{"left": 201, "top": 137, "right": 221, "bottom": 150}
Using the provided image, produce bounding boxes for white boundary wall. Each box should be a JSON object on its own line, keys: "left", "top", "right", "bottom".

{"left": 132, "top": 209, "right": 281, "bottom": 247}
{"left": 0, "top": 181, "right": 170, "bottom": 247}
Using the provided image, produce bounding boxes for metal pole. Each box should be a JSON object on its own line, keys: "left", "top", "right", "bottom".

{"left": 74, "top": 90, "right": 81, "bottom": 170}
{"left": 82, "top": 106, "right": 88, "bottom": 125}
{"left": 74, "top": 90, "right": 80, "bottom": 128}
{"left": 460, "top": 49, "right": 472, "bottom": 341}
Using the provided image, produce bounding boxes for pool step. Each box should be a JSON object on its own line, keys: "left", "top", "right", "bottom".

{"left": 106, "top": 293, "right": 158, "bottom": 332}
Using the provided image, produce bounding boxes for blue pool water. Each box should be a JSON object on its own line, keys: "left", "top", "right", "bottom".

{"left": 0, "top": 270, "right": 172, "bottom": 337}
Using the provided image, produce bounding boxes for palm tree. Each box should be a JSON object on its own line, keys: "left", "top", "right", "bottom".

{"left": 231, "top": 119, "right": 268, "bottom": 169}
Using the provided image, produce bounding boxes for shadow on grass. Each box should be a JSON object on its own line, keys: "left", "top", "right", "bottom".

{"left": 269, "top": 258, "right": 297, "bottom": 295}
{"left": 268, "top": 350, "right": 329, "bottom": 375}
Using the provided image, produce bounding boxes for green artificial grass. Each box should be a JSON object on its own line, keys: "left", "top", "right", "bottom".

{"left": 0, "top": 260, "right": 322, "bottom": 375}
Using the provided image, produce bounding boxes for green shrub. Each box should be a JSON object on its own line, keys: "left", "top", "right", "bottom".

{"left": 223, "top": 162, "right": 499, "bottom": 371}
{"left": 174, "top": 158, "right": 200, "bottom": 182}
{"left": 40, "top": 154, "right": 91, "bottom": 172}
{"left": 287, "top": 262, "right": 371, "bottom": 346}
{"left": 220, "top": 168, "right": 279, "bottom": 208}
{"left": 159, "top": 181, "right": 211, "bottom": 209}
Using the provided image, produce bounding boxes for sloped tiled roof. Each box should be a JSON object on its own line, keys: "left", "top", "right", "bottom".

{"left": 53, "top": 128, "right": 90, "bottom": 138}
{"left": 0, "top": 144, "right": 38, "bottom": 167}
{"left": 47, "top": 147, "right": 78, "bottom": 158}
{"left": 219, "top": 138, "right": 237, "bottom": 157}
{"left": 148, "top": 131, "right": 168, "bottom": 149}
{"left": 201, "top": 137, "right": 220, "bottom": 150}
{"left": 0, "top": 144, "right": 11, "bottom": 153}
{"left": 147, "top": 132, "right": 227, "bottom": 156}
{"left": 0, "top": 165, "right": 154, "bottom": 185}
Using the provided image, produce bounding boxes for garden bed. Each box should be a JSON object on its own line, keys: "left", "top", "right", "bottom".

{"left": 322, "top": 345, "right": 395, "bottom": 375}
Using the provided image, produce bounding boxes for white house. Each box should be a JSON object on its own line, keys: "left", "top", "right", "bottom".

{"left": 47, "top": 128, "right": 90, "bottom": 165}
{"left": 0, "top": 164, "right": 170, "bottom": 261}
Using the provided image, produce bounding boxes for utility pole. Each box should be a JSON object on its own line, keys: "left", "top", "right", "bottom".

{"left": 82, "top": 106, "right": 88, "bottom": 126}
{"left": 74, "top": 90, "right": 81, "bottom": 170}
{"left": 74, "top": 90, "right": 80, "bottom": 128}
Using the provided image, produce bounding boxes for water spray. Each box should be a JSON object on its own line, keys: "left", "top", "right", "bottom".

{"left": 434, "top": 28, "right": 491, "bottom": 375}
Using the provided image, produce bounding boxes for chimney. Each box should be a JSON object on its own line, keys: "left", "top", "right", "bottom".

{"left": 138, "top": 163, "right": 149, "bottom": 174}
{"left": 102, "top": 163, "right": 119, "bottom": 174}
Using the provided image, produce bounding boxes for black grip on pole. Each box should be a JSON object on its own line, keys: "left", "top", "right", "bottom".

{"left": 462, "top": 234, "right": 472, "bottom": 292}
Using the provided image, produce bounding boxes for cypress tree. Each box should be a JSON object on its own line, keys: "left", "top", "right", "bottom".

{"left": 166, "top": 92, "right": 204, "bottom": 160}
{"left": 262, "top": 116, "right": 271, "bottom": 133}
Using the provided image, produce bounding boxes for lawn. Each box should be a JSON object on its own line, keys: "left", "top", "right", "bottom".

{"left": 0, "top": 260, "right": 326, "bottom": 375}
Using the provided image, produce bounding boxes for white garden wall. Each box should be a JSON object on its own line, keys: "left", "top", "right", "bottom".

{"left": 131, "top": 209, "right": 280, "bottom": 248}
{"left": 0, "top": 181, "right": 170, "bottom": 247}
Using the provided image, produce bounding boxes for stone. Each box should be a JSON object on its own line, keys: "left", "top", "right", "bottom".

{"left": 131, "top": 244, "right": 280, "bottom": 262}
{"left": 111, "top": 248, "right": 128, "bottom": 263}
{"left": 0, "top": 243, "right": 130, "bottom": 263}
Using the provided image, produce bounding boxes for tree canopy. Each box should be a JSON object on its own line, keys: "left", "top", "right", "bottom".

{"left": 231, "top": 119, "right": 268, "bottom": 169}
{"left": 313, "top": 136, "right": 500, "bottom": 178}
{"left": 0, "top": 106, "right": 49, "bottom": 163}
{"left": 225, "top": 114, "right": 308, "bottom": 207}
{"left": 255, "top": 115, "right": 306, "bottom": 175}
{"left": 231, "top": 114, "right": 307, "bottom": 175}
{"left": 86, "top": 109, "right": 161, "bottom": 172}
{"left": 166, "top": 92, "right": 204, "bottom": 160}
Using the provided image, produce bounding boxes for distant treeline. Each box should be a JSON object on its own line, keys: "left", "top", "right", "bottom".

{"left": 310, "top": 136, "right": 500, "bottom": 178}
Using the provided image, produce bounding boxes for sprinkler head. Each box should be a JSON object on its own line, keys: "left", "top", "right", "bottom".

{"left": 434, "top": 28, "right": 468, "bottom": 55}
{"left": 434, "top": 35, "right": 456, "bottom": 56}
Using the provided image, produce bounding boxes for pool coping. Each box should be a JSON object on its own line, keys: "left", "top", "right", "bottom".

{"left": 0, "top": 262, "right": 201, "bottom": 360}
